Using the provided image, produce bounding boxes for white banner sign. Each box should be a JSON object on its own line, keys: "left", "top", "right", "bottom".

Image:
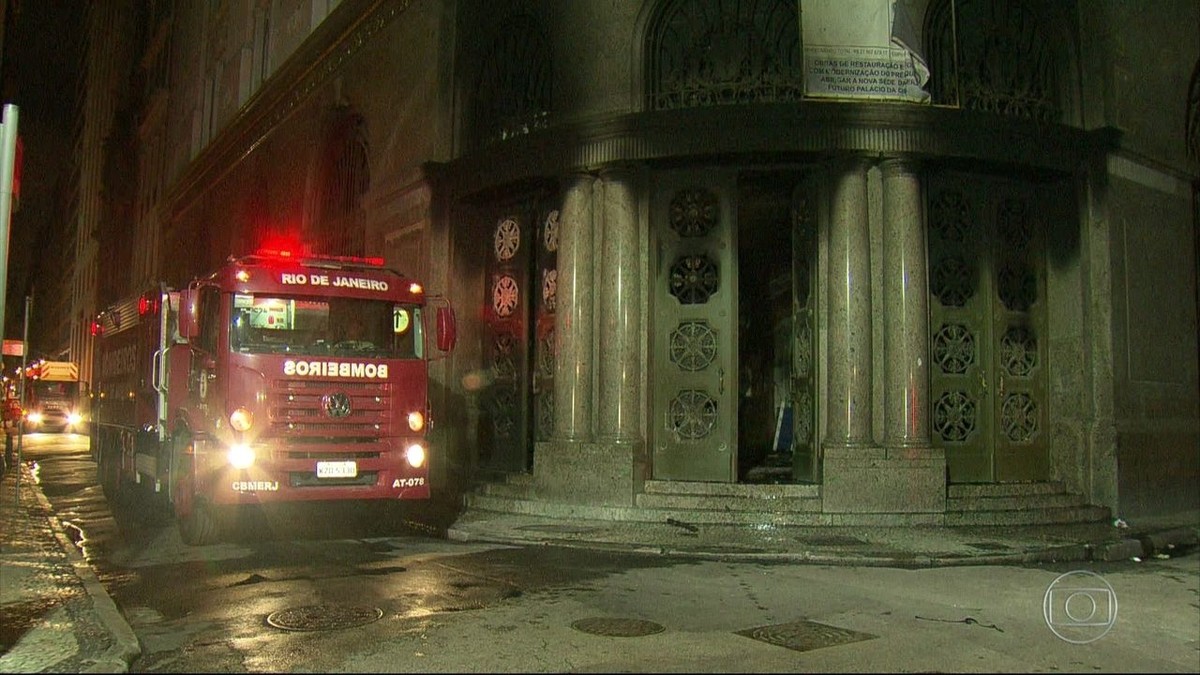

{"left": 802, "top": 0, "right": 931, "bottom": 103}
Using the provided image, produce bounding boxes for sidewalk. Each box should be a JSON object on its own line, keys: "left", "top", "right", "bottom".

{"left": 0, "top": 459, "right": 140, "bottom": 674}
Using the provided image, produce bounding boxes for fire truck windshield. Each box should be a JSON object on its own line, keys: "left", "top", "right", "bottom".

{"left": 230, "top": 294, "right": 423, "bottom": 359}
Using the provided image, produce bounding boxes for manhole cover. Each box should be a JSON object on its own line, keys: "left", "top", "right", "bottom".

{"left": 736, "top": 620, "right": 876, "bottom": 652}
{"left": 266, "top": 605, "right": 384, "bottom": 631}
{"left": 571, "top": 617, "right": 665, "bottom": 637}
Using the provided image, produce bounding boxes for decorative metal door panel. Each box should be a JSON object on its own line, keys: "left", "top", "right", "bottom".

{"left": 483, "top": 211, "right": 529, "bottom": 472}
{"left": 652, "top": 170, "right": 738, "bottom": 482}
{"left": 928, "top": 172, "right": 1049, "bottom": 482}
{"left": 533, "top": 205, "right": 558, "bottom": 448}
{"left": 477, "top": 195, "right": 558, "bottom": 473}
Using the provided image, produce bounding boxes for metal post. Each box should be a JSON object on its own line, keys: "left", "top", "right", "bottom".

{"left": 1, "top": 104, "right": 19, "bottom": 503}
{"left": 0, "top": 103, "right": 18, "bottom": 352}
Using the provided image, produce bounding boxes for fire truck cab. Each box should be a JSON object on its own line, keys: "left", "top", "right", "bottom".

{"left": 90, "top": 248, "right": 456, "bottom": 544}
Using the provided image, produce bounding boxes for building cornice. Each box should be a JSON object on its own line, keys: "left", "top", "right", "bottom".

{"left": 445, "top": 102, "right": 1122, "bottom": 200}
{"left": 165, "top": 0, "right": 414, "bottom": 221}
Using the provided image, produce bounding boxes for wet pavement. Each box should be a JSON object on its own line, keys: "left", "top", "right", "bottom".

{"left": 0, "top": 458, "right": 139, "bottom": 673}
{"left": 1, "top": 441, "right": 1198, "bottom": 673}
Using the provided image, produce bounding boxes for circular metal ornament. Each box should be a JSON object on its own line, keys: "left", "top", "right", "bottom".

{"left": 542, "top": 269, "right": 558, "bottom": 311}
{"left": 669, "top": 321, "right": 717, "bottom": 371}
{"left": 493, "top": 275, "right": 519, "bottom": 317}
{"left": 669, "top": 188, "right": 718, "bottom": 237}
{"left": 266, "top": 605, "right": 383, "bottom": 632}
{"left": 543, "top": 210, "right": 560, "bottom": 252}
{"left": 494, "top": 217, "right": 521, "bottom": 261}
{"left": 669, "top": 389, "right": 717, "bottom": 439}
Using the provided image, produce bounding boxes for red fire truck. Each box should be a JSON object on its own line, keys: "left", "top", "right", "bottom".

{"left": 89, "top": 247, "right": 456, "bottom": 545}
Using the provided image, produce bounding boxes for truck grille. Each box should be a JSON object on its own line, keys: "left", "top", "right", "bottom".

{"left": 267, "top": 379, "right": 392, "bottom": 437}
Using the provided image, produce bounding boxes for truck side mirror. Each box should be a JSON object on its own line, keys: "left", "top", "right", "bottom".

{"left": 435, "top": 306, "right": 457, "bottom": 352}
{"left": 177, "top": 288, "right": 200, "bottom": 339}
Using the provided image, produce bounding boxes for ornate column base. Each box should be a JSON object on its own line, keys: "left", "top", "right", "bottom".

{"left": 532, "top": 440, "right": 645, "bottom": 507}
{"left": 821, "top": 446, "right": 947, "bottom": 514}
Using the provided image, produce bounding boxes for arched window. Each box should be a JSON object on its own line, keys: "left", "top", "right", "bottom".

{"left": 315, "top": 107, "right": 369, "bottom": 256}
{"left": 645, "top": 0, "right": 802, "bottom": 111}
{"left": 926, "top": 0, "right": 1060, "bottom": 122}
{"left": 472, "top": 14, "right": 552, "bottom": 148}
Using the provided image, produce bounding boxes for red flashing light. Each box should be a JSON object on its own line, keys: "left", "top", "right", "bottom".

{"left": 252, "top": 247, "right": 384, "bottom": 267}
{"left": 257, "top": 247, "right": 296, "bottom": 260}
{"left": 90, "top": 321, "right": 103, "bottom": 337}
{"left": 138, "top": 296, "right": 150, "bottom": 315}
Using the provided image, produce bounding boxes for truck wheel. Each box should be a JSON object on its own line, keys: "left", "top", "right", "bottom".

{"left": 179, "top": 497, "right": 222, "bottom": 546}
{"left": 99, "top": 449, "right": 119, "bottom": 497}
{"left": 172, "top": 431, "right": 223, "bottom": 546}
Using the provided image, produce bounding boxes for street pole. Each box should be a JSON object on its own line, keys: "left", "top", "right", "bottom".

{"left": 0, "top": 104, "right": 18, "bottom": 362}
{"left": 1, "top": 104, "right": 19, "bottom": 502}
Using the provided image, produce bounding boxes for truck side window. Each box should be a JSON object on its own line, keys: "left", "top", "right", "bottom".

{"left": 197, "top": 287, "right": 221, "bottom": 354}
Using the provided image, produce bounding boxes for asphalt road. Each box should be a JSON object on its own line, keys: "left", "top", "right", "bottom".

{"left": 17, "top": 433, "right": 1200, "bottom": 673}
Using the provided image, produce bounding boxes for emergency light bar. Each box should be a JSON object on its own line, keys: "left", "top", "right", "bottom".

{"left": 249, "top": 247, "right": 386, "bottom": 268}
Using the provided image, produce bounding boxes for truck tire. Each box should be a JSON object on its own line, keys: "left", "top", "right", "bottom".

{"left": 99, "top": 448, "right": 119, "bottom": 498}
{"left": 172, "top": 431, "right": 224, "bottom": 546}
{"left": 179, "top": 497, "right": 222, "bottom": 546}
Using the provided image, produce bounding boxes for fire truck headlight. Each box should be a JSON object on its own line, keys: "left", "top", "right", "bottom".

{"left": 227, "top": 444, "right": 255, "bottom": 469}
{"left": 229, "top": 407, "right": 253, "bottom": 432}
{"left": 405, "top": 443, "right": 426, "bottom": 468}
{"left": 407, "top": 411, "right": 425, "bottom": 432}
{"left": 67, "top": 412, "right": 83, "bottom": 425}
{"left": 27, "top": 411, "right": 43, "bottom": 424}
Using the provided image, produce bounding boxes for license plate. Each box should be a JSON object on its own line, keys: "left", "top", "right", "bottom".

{"left": 316, "top": 461, "right": 357, "bottom": 478}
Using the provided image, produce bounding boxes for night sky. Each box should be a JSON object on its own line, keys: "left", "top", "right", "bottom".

{"left": 2, "top": 0, "right": 85, "bottom": 358}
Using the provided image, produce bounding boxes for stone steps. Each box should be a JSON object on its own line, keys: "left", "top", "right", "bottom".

{"left": 465, "top": 475, "right": 1110, "bottom": 527}
{"left": 945, "top": 481, "right": 1110, "bottom": 526}
{"left": 464, "top": 492, "right": 834, "bottom": 526}
{"left": 945, "top": 504, "right": 1111, "bottom": 527}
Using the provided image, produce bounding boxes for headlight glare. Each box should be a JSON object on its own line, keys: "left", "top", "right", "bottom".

{"left": 227, "top": 444, "right": 255, "bottom": 469}
{"left": 407, "top": 411, "right": 425, "bottom": 431}
{"left": 67, "top": 412, "right": 83, "bottom": 425}
{"left": 405, "top": 443, "right": 426, "bottom": 468}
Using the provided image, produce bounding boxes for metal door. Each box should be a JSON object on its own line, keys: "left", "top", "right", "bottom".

{"left": 482, "top": 206, "right": 534, "bottom": 472}
{"left": 790, "top": 179, "right": 819, "bottom": 482}
{"left": 478, "top": 195, "right": 558, "bottom": 473}
{"left": 927, "top": 172, "right": 1049, "bottom": 482}
{"left": 652, "top": 169, "right": 738, "bottom": 482}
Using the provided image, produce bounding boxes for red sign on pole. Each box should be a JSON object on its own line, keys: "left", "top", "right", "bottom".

{"left": 2, "top": 339, "right": 24, "bottom": 357}
{"left": 12, "top": 135, "right": 22, "bottom": 203}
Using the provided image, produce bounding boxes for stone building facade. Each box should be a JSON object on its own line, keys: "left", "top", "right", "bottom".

{"left": 76, "top": 0, "right": 1198, "bottom": 526}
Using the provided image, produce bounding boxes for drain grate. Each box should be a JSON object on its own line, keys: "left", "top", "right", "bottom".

{"left": 736, "top": 620, "right": 877, "bottom": 652}
{"left": 266, "top": 605, "right": 384, "bottom": 632}
{"left": 571, "top": 617, "right": 666, "bottom": 638}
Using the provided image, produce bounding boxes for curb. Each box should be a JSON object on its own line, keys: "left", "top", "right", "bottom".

{"left": 30, "top": 476, "right": 141, "bottom": 673}
{"left": 445, "top": 527, "right": 1097, "bottom": 568}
